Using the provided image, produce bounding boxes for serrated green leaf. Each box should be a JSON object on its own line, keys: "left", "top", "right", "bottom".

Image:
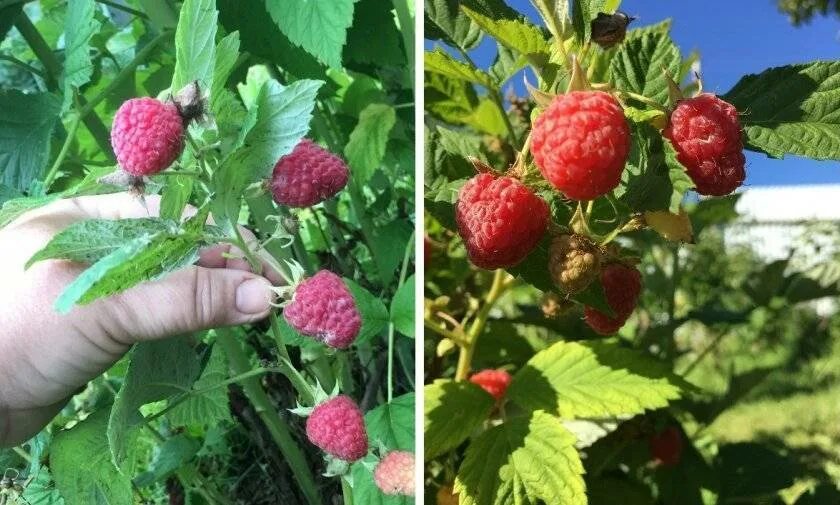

{"left": 345, "top": 277, "right": 390, "bottom": 345}
{"left": 344, "top": 0, "right": 405, "bottom": 67}
{"left": 0, "top": 194, "right": 60, "bottom": 229}
{"left": 265, "top": 0, "right": 356, "bottom": 68}
{"left": 167, "top": 343, "right": 233, "bottom": 426}
{"left": 424, "top": 379, "right": 495, "bottom": 460}
{"left": 0, "top": 91, "right": 61, "bottom": 192}
{"left": 425, "top": 71, "right": 480, "bottom": 125}
{"left": 425, "top": 0, "right": 482, "bottom": 50}
{"left": 391, "top": 275, "right": 415, "bottom": 338}
{"left": 454, "top": 411, "right": 586, "bottom": 505}
{"left": 108, "top": 339, "right": 201, "bottom": 468}
{"left": 610, "top": 30, "right": 680, "bottom": 106}
{"left": 365, "top": 392, "right": 415, "bottom": 450}
{"left": 425, "top": 48, "right": 495, "bottom": 88}
{"left": 172, "top": 0, "right": 218, "bottom": 93}
{"left": 160, "top": 174, "right": 195, "bottom": 221}
{"left": 723, "top": 61, "right": 840, "bottom": 160}
{"left": 211, "top": 31, "right": 240, "bottom": 108}
{"left": 26, "top": 218, "right": 179, "bottom": 268}
{"left": 52, "top": 410, "right": 133, "bottom": 505}
{"left": 134, "top": 434, "right": 201, "bottom": 487}
{"left": 461, "top": 5, "right": 549, "bottom": 61}
{"left": 508, "top": 340, "right": 685, "bottom": 419}
{"left": 345, "top": 103, "right": 396, "bottom": 184}
{"left": 62, "top": 0, "right": 99, "bottom": 111}
{"left": 22, "top": 467, "right": 65, "bottom": 505}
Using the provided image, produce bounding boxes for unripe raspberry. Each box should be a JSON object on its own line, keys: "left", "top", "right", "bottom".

{"left": 374, "top": 451, "right": 415, "bottom": 496}
{"left": 531, "top": 91, "right": 631, "bottom": 201}
{"left": 455, "top": 173, "right": 549, "bottom": 269}
{"left": 548, "top": 234, "right": 601, "bottom": 294}
{"left": 111, "top": 98, "right": 184, "bottom": 176}
{"left": 270, "top": 139, "right": 349, "bottom": 207}
{"left": 469, "top": 369, "right": 512, "bottom": 402}
{"left": 663, "top": 93, "right": 745, "bottom": 196}
{"left": 305, "top": 395, "right": 368, "bottom": 462}
{"left": 584, "top": 263, "right": 641, "bottom": 335}
{"left": 284, "top": 270, "right": 362, "bottom": 349}
{"left": 649, "top": 426, "right": 683, "bottom": 467}
{"left": 541, "top": 292, "right": 575, "bottom": 319}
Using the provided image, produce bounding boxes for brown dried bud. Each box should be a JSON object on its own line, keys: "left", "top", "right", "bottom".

{"left": 548, "top": 234, "right": 601, "bottom": 294}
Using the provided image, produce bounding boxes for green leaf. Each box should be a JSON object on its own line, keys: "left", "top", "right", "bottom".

{"left": 211, "top": 31, "right": 241, "bottom": 109}
{"left": 345, "top": 103, "right": 397, "bottom": 185}
{"left": 508, "top": 340, "right": 686, "bottom": 419}
{"left": 344, "top": 0, "right": 406, "bottom": 67}
{"left": 0, "top": 91, "right": 62, "bottom": 192}
{"left": 391, "top": 275, "right": 415, "bottom": 338}
{"left": 425, "top": 0, "right": 482, "bottom": 50}
{"left": 425, "top": 71, "right": 480, "bottom": 126}
{"left": 610, "top": 29, "right": 681, "bottom": 106}
{"left": 365, "top": 392, "right": 415, "bottom": 450}
{"left": 424, "top": 379, "right": 495, "bottom": 460}
{"left": 369, "top": 220, "right": 413, "bottom": 285}
{"left": 108, "top": 339, "right": 201, "bottom": 467}
{"left": 26, "top": 218, "right": 179, "bottom": 268}
{"left": 166, "top": 343, "right": 233, "bottom": 426}
{"left": 265, "top": 0, "right": 356, "bottom": 68}
{"left": 134, "top": 434, "right": 201, "bottom": 487}
{"left": 723, "top": 61, "right": 840, "bottom": 160}
{"left": 160, "top": 174, "right": 195, "bottom": 221}
{"left": 617, "top": 122, "right": 678, "bottom": 212}
{"left": 460, "top": 5, "right": 549, "bottom": 61}
{"left": 62, "top": 0, "right": 100, "bottom": 110}
{"left": 213, "top": 78, "right": 322, "bottom": 225}
{"left": 351, "top": 460, "right": 412, "bottom": 505}
{"left": 52, "top": 410, "right": 133, "bottom": 505}
{"left": 345, "top": 277, "right": 390, "bottom": 345}
{"left": 172, "top": 0, "right": 218, "bottom": 93}
{"left": 0, "top": 194, "right": 60, "bottom": 229}
{"left": 425, "top": 48, "right": 494, "bottom": 88}
{"left": 454, "top": 411, "right": 586, "bottom": 505}
{"left": 22, "top": 467, "right": 65, "bottom": 505}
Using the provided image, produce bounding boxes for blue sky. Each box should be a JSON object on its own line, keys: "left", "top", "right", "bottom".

{"left": 425, "top": 1, "right": 840, "bottom": 186}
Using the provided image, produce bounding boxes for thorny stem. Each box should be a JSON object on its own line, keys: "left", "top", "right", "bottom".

{"left": 387, "top": 232, "right": 415, "bottom": 401}
{"left": 616, "top": 89, "right": 670, "bottom": 113}
{"left": 455, "top": 270, "right": 514, "bottom": 380}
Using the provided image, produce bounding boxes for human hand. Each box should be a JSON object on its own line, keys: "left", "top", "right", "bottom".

{"left": 0, "top": 193, "right": 279, "bottom": 447}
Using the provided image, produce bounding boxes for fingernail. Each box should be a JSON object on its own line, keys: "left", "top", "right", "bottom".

{"left": 235, "top": 278, "right": 272, "bottom": 314}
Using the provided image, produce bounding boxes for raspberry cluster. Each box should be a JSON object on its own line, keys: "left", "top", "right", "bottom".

{"left": 284, "top": 270, "right": 362, "bottom": 349}
{"left": 305, "top": 395, "right": 368, "bottom": 462}
{"left": 664, "top": 93, "right": 745, "bottom": 196}
{"left": 111, "top": 97, "right": 185, "bottom": 177}
{"left": 271, "top": 139, "right": 349, "bottom": 207}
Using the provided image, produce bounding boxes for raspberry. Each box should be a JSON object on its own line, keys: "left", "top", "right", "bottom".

{"left": 373, "top": 451, "right": 415, "bottom": 496}
{"left": 663, "top": 93, "right": 745, "bottom": 196}
{"left": 283, "top": 270, "right": 362, "bottom": 349}
{"left": 111, "top": 98, "right": 184, "bottom": 176}
{"left": 305, "top": 395, "right": 368, "bottom": 462}
{"left": 531, "top": 91, "right": 631, "bottom": 200}
{"left": 455, "top": 173, "right": 549, "bottom": 269}
{"left": 469, "top": 369, "right": 512, "bottom": 402}
{"left": 548, "top": 234, "right": 601, "bottom": 294}
{"left": 584, "top": 263, "right": 642, "bottom": 335}
{"left": 649, "top": 426, "right": 683, "bottom": 467}
{"left": 270, "top": 139, "right": 349, "bottom": 207}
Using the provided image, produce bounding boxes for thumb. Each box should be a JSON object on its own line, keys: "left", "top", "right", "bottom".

{"left": 106, "top": 266, "right": 275, "bottom": 342}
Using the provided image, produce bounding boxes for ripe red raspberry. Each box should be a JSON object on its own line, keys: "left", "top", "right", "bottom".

{"left": 374, "top": 451, "right": 415, "bottom": 496}
{"left": 469, "top": 369, "right": 512, "bottom": 402}
{"left": 663, "top": 93, "right": 745, "bottom": 196}
{"left": 270, "top": 139, "right": 349, "bottom": 208}
{"left": 283, "top": 270, "right": 361, "bottom": 349}
{"left": 584, "top": 263, "right": 642, "bottom": 335}
{"left": 306, "top": 395, "right": 368, "bottom": 462}
{"left": 531, "top": 91, "right": 631, "bottom": 201}
{"left": 111, "top": 97, "right": 184, "bottom": 176}
{"left": 649, "top": 426, "right": 683, "bottom": 467}
{"left": 455, "top": 173, "right": 549, "bottom": 269}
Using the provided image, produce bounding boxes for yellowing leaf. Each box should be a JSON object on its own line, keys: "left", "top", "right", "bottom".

{"left": 644, "top": 210, "right": 694, "bottom": 243}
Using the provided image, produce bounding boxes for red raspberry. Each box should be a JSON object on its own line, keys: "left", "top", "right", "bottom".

{"left": 283, "top": 270, "right": 362, "bottom": 349}
{"left": 531, "top": 91, "right": 631, "bottom": 201}
{"left": 649, "top": 426, "right": 683, "bottom": 467}
{"left": 374, "top": 451, "right": 415, "bottom": 496}
{"left": 584, "top": 263, "right": 642, "bottom": 335}
{"left": 111, "top": 98, "right": 184, "bottom": 176}
{"left": 270, "top": 139, "right": 349, "bottom": 207}
{"left": 469, "top": 369, "right": 512, "bottom": 402}
{"left": 455, "top": 173, "right": 549, "bottom": 269}
{"left": 306, "top": 395, "right": 368, "bottom": 462}
{"left": 664, "top": 93, "right": 745, "bottom": 196}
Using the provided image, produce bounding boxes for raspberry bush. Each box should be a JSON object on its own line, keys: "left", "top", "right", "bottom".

{"left": 0, "top": 1, "right": 415, "bottom": 504}
{"left": 424, "top": 1, "right": 840, "bottom": 504}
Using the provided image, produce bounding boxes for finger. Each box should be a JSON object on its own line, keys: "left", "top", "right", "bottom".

{"left": 105, "top": 266, "right": 275, "bottom": 342}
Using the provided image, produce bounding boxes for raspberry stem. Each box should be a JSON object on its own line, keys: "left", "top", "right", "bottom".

{"left": 43, "top": 115, "right": 80, "bottom": 190}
